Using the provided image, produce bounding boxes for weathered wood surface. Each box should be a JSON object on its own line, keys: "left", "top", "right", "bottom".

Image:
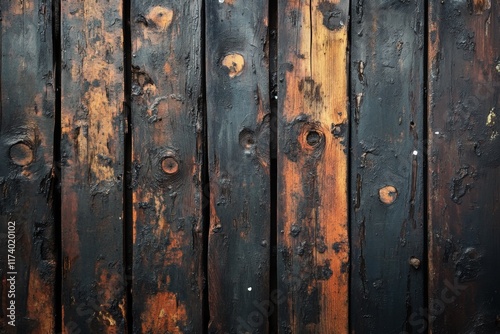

{"left": 277, "top": 0, "right": 350, "bottom": 332}
{"left": 60, "top": 0, "right": 126, "bottom": 332}
{"left": 428, "top": 0, "right": 500, "bottom": 332}
{"left": 205, "top": 0, "right": 271, "bottom": 332}
{"left": 130, "top": 0, "right": 204, "bottom": 332}
{"left": 350, "top": 1, "right": 425, "bottom": 333}
{"left": 2, "top": 2, "right": 500, "bottom": 333}
{"left": 0, "top": 1, "right": 56, "bottom": 332}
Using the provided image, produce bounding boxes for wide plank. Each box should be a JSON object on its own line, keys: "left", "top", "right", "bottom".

{"left": 60, "top": 0, "right": 126, "bottom": 332}
{"left": 0, "top": 1, "right": 56, "bottom": 332}
{"left": 277, "top": 0, "right": 350, "bottom": 332}
{"left": 130, "top": 0, "right": 204, "bottom": 332}
{"left": 349, "top": 1, "right": 425, "bottom": 332}
{"left": 205, "top": 0, "right": 271, "bottom": 331}
{"left": 428, "top": 0, "right": 500, "bottom": 332}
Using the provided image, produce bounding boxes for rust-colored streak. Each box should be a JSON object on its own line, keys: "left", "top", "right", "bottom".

{"left": 141, "top": 290, "right": 188, "bottom": 334}
{"left": 26, "top": 271, "right": 56, "bottom": 334}
{"left": 472, "top": 0, "right": 491, "bottom": 13}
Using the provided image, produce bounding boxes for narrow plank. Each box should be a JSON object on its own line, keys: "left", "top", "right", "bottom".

{"left": 60, "top": 0, "right": 126, "bottom": 332}
{"left": 349, "top": 1, "right": 425, "bottom": 332}
{"left": 428, "top": 1, "right": 500, "bottom": 332}
{"left": 130, "top": 1, "right": 204, "bottom": 332}
{"left": 0, "top": 1, "right": 56, "bottom": 332}
{"left": 205, "top": 0, "right": 271, "bottom": 331}
{"left": 277, "top": 0, "right": 350, "bottom": 332}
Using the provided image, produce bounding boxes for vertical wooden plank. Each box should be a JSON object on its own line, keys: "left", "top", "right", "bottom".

{"left": 0, "top": 1, "right": 56, "bottom": 332}
{"left": 60, "top": 0, "right": 126, "bottom": 332}
{"left": 428, "top": 1, "right": 500, "bottom": 332}
{"left": 277, "top": 0, "right": 349, "bottom": 332}
{"left": 205, "top": 0, "right": 270, "bottom": 332}
{"left": 130, "top": 0, "right": 204, "bottom": 332}
{"left": 349, "top": 1, "right": 425, "bottom": 332}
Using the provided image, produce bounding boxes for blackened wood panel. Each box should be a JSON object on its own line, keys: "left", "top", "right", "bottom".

{"left": 206, "top": 0, "right": 271, "bottom": 332}
{"left": 277, "top": 0, "right": 350, "bottom": 332}
{"left": 60, "top": 1, "right": 126, "bottom": 332}
{"left": 428, "top": 1, "right": 500, "bottom": 332}
{"left": 130, "top": 1, "right": 204, "bottom": 332}
{"left": 0, "top": 1, "right": 56, "bottom": 332}
{"left": 349, "top": 1, "right": 425, "bottom": 332}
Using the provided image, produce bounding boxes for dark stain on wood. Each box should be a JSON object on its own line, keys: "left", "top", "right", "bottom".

{"left": 131, "top": 0, "right": 204, "bottom": 332}
{"left": 428, "top": 0, "right": 500, "bottom": 332}
{"left": 0, "top": 0, "right": 56, "bottom": 332}
{"left": 60, "top": 0, "right": 126, "bottom": 332}
{"left": 350, "top": 0, "right": 425, "bottom": 332}
{"left": 206, "top": 0, "right": 271, "bottom": 332}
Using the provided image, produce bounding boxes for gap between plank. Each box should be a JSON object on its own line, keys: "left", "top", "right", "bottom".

{"left": 122, "top": 0, "right": 133, "bottom": 331}
{"left": 52, "top": 0, "right": 63, "bottom": 332}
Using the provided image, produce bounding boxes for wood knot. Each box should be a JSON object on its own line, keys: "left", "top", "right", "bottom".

{"left": 147, "top": 6, "right": 173, "bottom": 30}
{"left": 222, "top": 53, "right": 244, "bottom": 78}
{"left": 379, "top": 185, "right": 398, "bottom": 205}
{"left": 409, "top": 256, "right": 421, "bottom": 269}
{"left": 161, "top": 157, "right": 179, "bottom": 175}
{"left": 10, "top": 142, "right": 34, "bottom": 166}
{"left": 239, "top": 128, "right": 256, "bottom": 154}
{"left": 306, "top": 130, "right": 322, "bottom": 147}
{"left": 300, "top": 124, "right": 325, "bottom": 153}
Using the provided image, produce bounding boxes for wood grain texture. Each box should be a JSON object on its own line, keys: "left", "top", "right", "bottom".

{"left": 130, "top": 0, "right": 204, "bottom": 332}
{"left": 0, "top": 1, "right": 56, "bottom": 332}
{"left": 277, "top": 0, "right": 349, "bottom": 332}
{"left": 428, "top": 0, "right": 500, "bottom": 332}
{"left": 60, "top": 0, "right": 126, "bottom": 332}
{"left": 349, "top": 1, "right": 425, "bottom": 332}
{"left": 205, "top": 0, "right": 271, "bottom": 332}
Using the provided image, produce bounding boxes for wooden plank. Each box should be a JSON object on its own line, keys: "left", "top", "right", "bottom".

{"left": 205, "top": 0, "right": 271, "bottom": 332}
{"left": 276, "top": 0, "right": 349, "bottom": 332}
{"left": 349, "top": 1, "right": 425, "bottom": 332}
{"left": 130, "top": 1, "right": 204, "bottom": 332}
{"left": 428, "top": 1, "right": 500, "bottom": 332}
{"left": 60, "top": 0, "right": 126, "bottom": 332}
{"left": 0, "top": 1, "right": 56, "bottom": 332}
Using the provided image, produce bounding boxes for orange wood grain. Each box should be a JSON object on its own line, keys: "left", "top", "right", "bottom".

{"left": 277, "top": 0, "right": 349, "bottom": 332}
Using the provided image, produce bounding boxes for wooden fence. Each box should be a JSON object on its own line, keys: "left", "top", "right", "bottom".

{"left": 1, "top": 0, "right": 499, "bottom": 333}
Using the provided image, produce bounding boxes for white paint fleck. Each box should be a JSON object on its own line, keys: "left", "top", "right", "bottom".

{"left": 435, "top": 131, "right": 440, "bottom": 135}
{"left": 412, "top": 150, "right": 418, "bottom": 156}
{"left": 219, "top": 0, "right": 224, "bottom": 3}
{"left": 248, "top": 287, "right": 252, "bottom": 291}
